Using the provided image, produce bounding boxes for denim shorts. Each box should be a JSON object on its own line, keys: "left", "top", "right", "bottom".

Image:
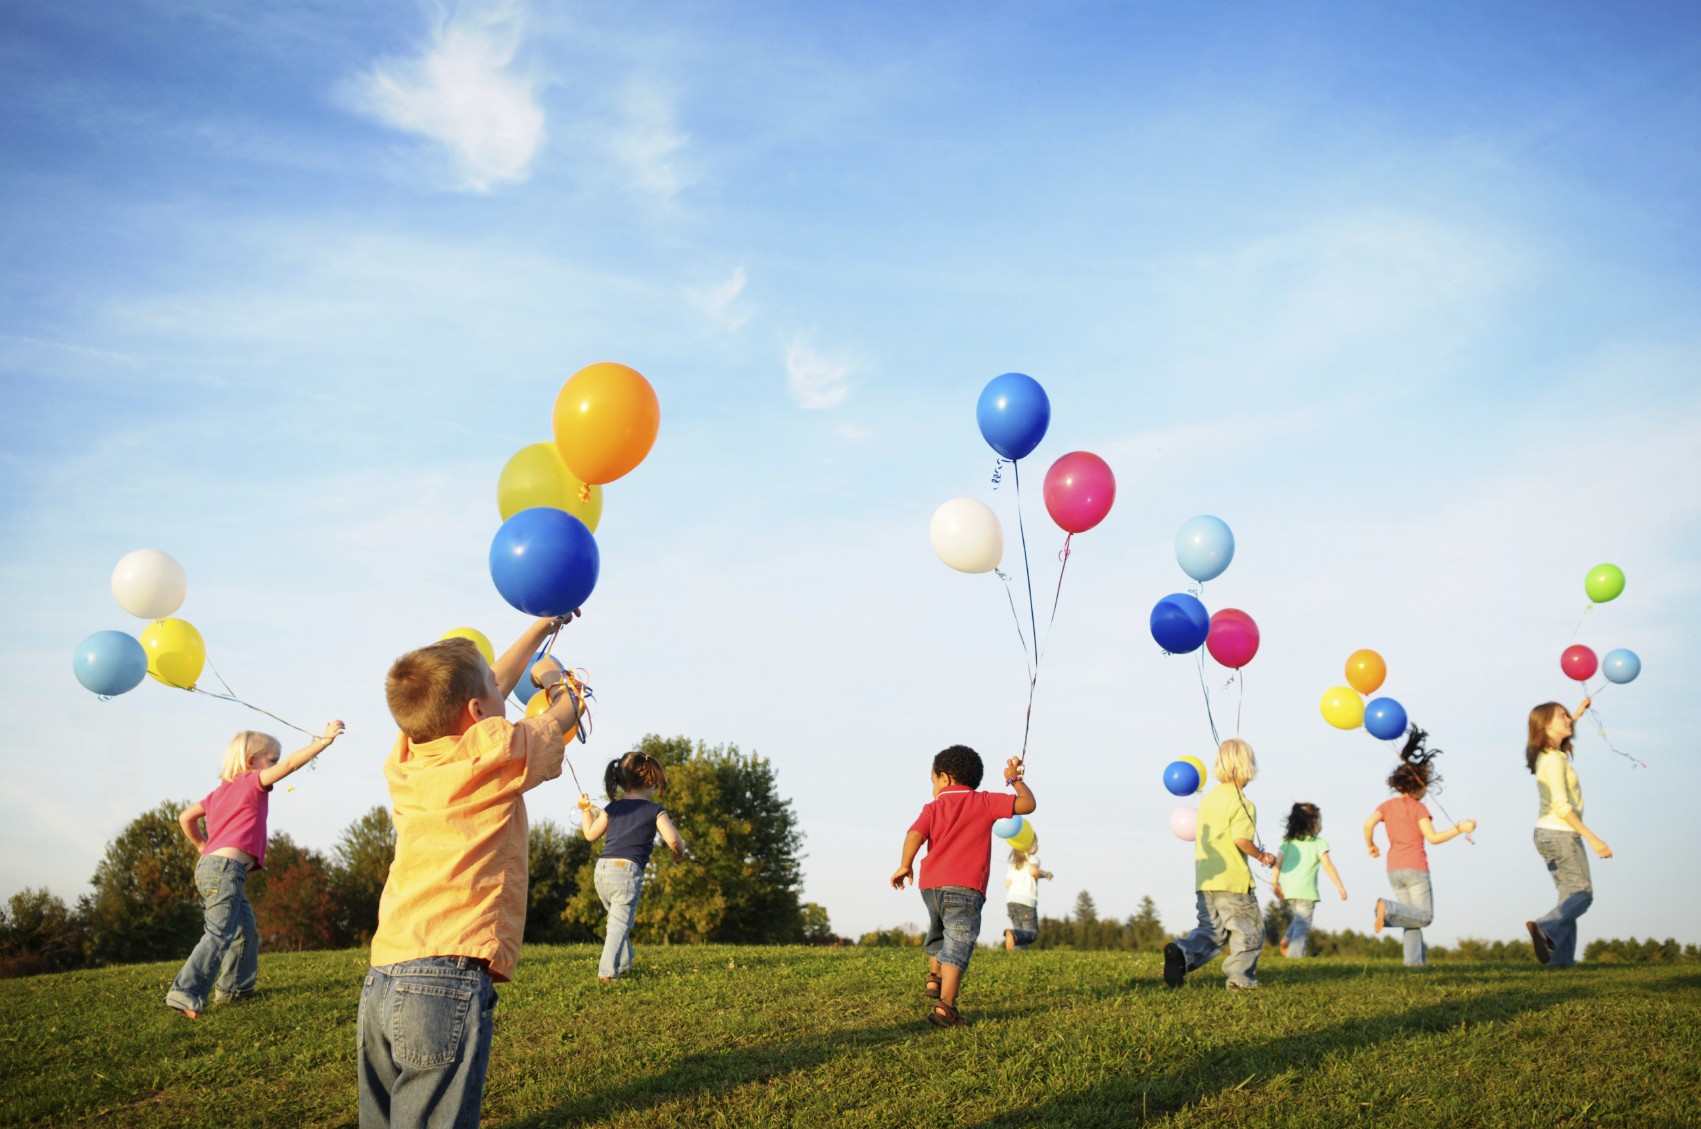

{"left": 921, "top": 886, "right": 984, "bottom": 972}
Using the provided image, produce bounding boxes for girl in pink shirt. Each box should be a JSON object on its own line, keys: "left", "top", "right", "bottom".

{"left": 165, "top": 722, "right": 342, "bottom": 1018}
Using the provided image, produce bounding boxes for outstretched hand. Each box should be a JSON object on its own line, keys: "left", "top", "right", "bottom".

{"left": 319, "top": 720, "right": 346, "bottom": 745}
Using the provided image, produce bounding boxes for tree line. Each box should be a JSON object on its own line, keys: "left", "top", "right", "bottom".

{"left": 1, "top": 736, "right": 839, "bottom": 978}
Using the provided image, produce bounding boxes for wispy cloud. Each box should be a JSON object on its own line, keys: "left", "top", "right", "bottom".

{"left": 687, "top": 267, "right": 751, "bottom": 331}
{"left": 611, "top": 80, "right": 689, "bottom": 206}
{"left": 343, "top": 0, "right": 544, "bottom": 191}
{"left": 785, "top": 334, "right": 855, "bottom": 409}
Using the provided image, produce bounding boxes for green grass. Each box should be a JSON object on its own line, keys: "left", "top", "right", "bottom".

{"left": 4, "top": 946, "right": 1699, "bottom": 1127}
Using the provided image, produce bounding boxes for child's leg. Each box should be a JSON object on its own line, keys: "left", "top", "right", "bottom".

{"left": 593, "top": 859, "right": 642, "bottom": 979}
{"left": 1172, "top": 891, "right": 1229, "bottom": 973}
{"left": 1218, "top": 894, "right": 1264, "bottom": 988}
{"left": 215, "top": 890, "right": 260, "bottom": 1002}
{"left": 922, "top": 887, "right": 983, "bottom": 1016}
{"left": 1008, "top": 903, "right": 1039, "bottom": 950}
{"left": 165, "top": 857, "right": 248, "bottom": 1015}
{"left": 1532, "top": 830, "right": 1593, "bottom": 968}
{"left": 1285, "top": 900, "right": 1316, "bottom": 958}
{"left": 358, "top": 958, "right": 496, "bottom": 1129}
{"left": 1385, "top": 871, "right": 1434, "bottom": 966}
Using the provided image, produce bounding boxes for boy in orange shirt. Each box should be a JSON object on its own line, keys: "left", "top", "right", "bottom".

{"left": 358, "top": 613, "right": 582, "bottom": 1128}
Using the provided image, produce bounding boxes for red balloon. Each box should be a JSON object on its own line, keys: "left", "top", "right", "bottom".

{"left": 1561, "top": 644, "right": 1598, "bottom": 682}
{"left": 1206, "top": 608, "right": 1260, "bottom": 669}
{"left": 1043, "top": 451, "right": 1116, "bottom": 534}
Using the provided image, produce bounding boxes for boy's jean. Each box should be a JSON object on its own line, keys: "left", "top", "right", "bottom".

{"left": 1283, "top": 899, "right": 1318, "bottom": 958}
{"left": 1007, "top": 901, "right": 1039, "bottom": 949}
{"left": 165, "top": 855, "right": 258, "bottom": 1013}
{"left": 1174, "top": 890, "right": 1263, "bottom": 988}
{"left": 1383, "top": 869, "right": 1433, "bottom": 966}
{"left": 358, "top": 956, "right": 497, "bottom": 1129}
{"left": 1533, "top": 829, "right": 1593, "bottom": 968}
{"left": 594, "top": 858, "right": 644, "bottom": 979}
{"left": 921, "top": 886, "right": 984, "bottom": 972}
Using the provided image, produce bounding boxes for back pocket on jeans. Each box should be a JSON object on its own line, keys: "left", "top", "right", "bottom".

{"left": 392, "top": 981, "right": 475, "bottom": 1069}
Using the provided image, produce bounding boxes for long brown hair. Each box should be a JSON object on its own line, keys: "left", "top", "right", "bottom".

{"left": 1526, "top": 702, "right": 1572, "bottom": 774}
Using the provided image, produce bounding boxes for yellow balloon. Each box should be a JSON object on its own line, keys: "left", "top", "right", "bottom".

{"left": 1181, "top": 755, "right": 1208, "bottom": 793}
{"left": 522, "top": 682, "right": 584, "bottom": 742}
{"left": 497, "top": 442, "right": 603, "bottom": 532}
{"left": 1005, "top": 821, "right": 1037, "bottom": 852}
{"left": 140, "top": 617, "right": 206, "bottom": 690}
{"left": 1320, "top": 685, "right": 1365, "bottom": 730}
{"left": 552, "top": 362, "right": 660, "bottom": 486}
{"left": 440, "top": 627, "right": 495, "bottom": 666}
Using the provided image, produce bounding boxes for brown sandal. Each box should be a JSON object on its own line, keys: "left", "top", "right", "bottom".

{"left": 925, "top": 971, "right": 942, "bottom": 999}
{"left": 928, "top": 1000, "right": 967, "bottom": 1028}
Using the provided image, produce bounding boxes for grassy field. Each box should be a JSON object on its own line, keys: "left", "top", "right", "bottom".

{"left": 3, "top": 945, "right": 1698, "bottom": 1127}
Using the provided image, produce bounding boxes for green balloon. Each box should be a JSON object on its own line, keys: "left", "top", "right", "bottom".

{"left": 1585, "top": 563, "right": 1625, "bottom": 603}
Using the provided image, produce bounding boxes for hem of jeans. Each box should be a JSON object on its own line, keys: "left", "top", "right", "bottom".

{"left": 165, "top": 990, "right": 202, "bottom": 1013}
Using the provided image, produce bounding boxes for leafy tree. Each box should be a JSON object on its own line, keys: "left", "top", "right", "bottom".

{"left": 329, "top": 806, "right": 395, "bottom": 945}
{"left": 0, "top": 888, "right": 89, "bottom": 977}
{"left": 1128, "top": 896, "right": 1167, "bottom": 951}
{"left": 526, "top": 819, "right": 596, "bottom": 943}
{"left": 247, "top": 834, "right": 340, "bottom": 951}
{"left": 800, "top": 902, "right": 835, "bottom": 944}
{"left": 1263, "top": 898, "right": 1293, "bottom": 948}
{"left": 563, "top": 735, "right": 806, "bottom": 944}
{"left": 857, "top": 924, "right": 924, "bottom": 947}
{"left": 80, "top": 800, "right": 202, "bottom": 965}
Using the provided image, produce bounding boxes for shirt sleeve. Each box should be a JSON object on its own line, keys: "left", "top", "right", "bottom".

{"left": 1417, "top": 801, "right": 1432, "bottom": 822}
{"left": 1537, "top": 754, "right": 1576, "bottom": 819}
{"left": 511, "top": 715, "right": 565, "bottom": 794}
{"left": 907, "top": 804, "right": 932, "bottom": 840}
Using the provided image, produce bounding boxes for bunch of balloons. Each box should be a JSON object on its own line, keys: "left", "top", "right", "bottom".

{"left": 1561, "top": 564, "right": 1640, "bottom": 689}
{"left": 488, "top": 362, "right": 659, "bottom": 618}
{"left": 74, "top": 549, "right": 207, "bottom": 697}
{"left": 991, "top": 814, "right": 1037, "bottom": 852}
{"left": 1318, "top": 648, "right": 1408, "bottom": 740}
{"left": 1149, "top": 516, "right": 1258, "bottom": 667}
{"left": 1162, "top": 754, "right": 1208, "bottom": 842}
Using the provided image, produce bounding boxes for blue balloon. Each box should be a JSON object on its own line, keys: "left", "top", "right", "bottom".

{"left": 976, "top": 372, "right": 1050, "bottom": 461}
{"left": 1150, "top": 593, "right": 1210, "bottom": 654}
{"left": 73, "top": 630, "right": 148, "bottom": 696}
{"left": 991, "top": 814, "right": 1024, "bottom": 839}
{"left": 510, "top": 647, "right": 555, "bottom": 706}
{"left": 1175, "top": 515, "right": 1235, "bottom": 583}
{"left": 1163, "top": 760, "right": 1201, "bottom": 797}
{"left": 1602, "top": 648, "right": 1641, "bottom": 685}
{"left": 1364, "top": 697, "right": 1408, "bottom": 741}
{"left": 489, "top": 507, "right": 600, "bottom": 617}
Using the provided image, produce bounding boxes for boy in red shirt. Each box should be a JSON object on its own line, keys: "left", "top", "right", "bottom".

{"left": 891, "top": 745, "right": 1036, "bottom": 1027}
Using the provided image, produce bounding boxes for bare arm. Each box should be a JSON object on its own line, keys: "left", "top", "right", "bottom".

{"left": 494, "top": 613, "right": 577, "bottom": 700}
{"left": 179, "top": 802, "right": 207, "bottom": 848}
{"left": 656, "top": 812, "right": 684, "bottom": 860}
{"left": 1570, "top": 696, "right": 1591, "bottom": 722}
{"left": 1363, "top": 811, "right": 1384, "bottom": 858}
{"left": 1418, "top": 816, "right": 1477, "bottom": 846}
{"left": 1236, "top": 838, "right": 1277, "bottom": 868}
{"left": 1005, "top": 757, "right": 1036, "bottom": 815}
{"left": 580, "top": 796, "right": 608, "bottom": 842}
{"left": 1321, "top": 851, "right": 1347, "bottom": 899}
{"left": 259, "top": 721, "right": 344, "bottom": 788}
{"left": 1556, "top": 810, "right": 1612, "bottom": 858}
{"left": 890, "top": 829, "right": 926, "bottom": 889}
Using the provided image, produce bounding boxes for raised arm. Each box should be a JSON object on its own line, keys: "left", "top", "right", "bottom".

{"left": 1418, "top": 816, "right": 1477, "bottom": 846}
{"left": 1570, "top": 696, "right": 1591, "bottom": 722}
{"left": 178, "top": 802, "right": 207, "bottom": 848}
{"left": 494, "top": 613, "right": 579, "bottom": 700}
{"left": 259, "top": 721, "right": 344, "bottom": 788}
{"left": 1005, "top": 757, "right": 1036, "bottom": 815}
{"left": 579, "top": 795, "right": 608, "bottom": 842}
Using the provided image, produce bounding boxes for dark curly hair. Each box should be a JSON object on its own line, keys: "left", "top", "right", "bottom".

{"left": 1283, "top": 802, "right": 1321, "bottom": 842}
{"left": 932, "top": 744, "right": 984, "bottom": 789}
{"left": 1387, "top": 725, "right": 1443, "bottom": 796}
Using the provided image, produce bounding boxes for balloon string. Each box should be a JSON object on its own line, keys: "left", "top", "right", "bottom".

{"left": 192, "top": 665, "right": 321, "bottom": 742}
{"left": 994, "top": 570, "right": 1035, "bottom": 683}
{"left": 1195, "top": 649, "right": 1221, "bottom": 747}
{"left": 1011, "top": 460, "right": 1041, "bottom": 672}
{"left": 1015, "top": 533, "right": 1076, "bottom": 766}
{"left": 1567, "top": 603, "right": 1593, "bottom": 643}
{"left": 990, "top": 458, "right": 1006, "bottom": 489}
{"left": 1585, "top": 705, "right": 1647, "bottom": 769}
{"left": 1427, "top": 794, "right": 1473, "bottom": 845}
{"left": 1236, "top": 668, "right": 1244, "bottom": 737}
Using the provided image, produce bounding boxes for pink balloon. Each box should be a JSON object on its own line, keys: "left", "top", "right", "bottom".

{"left": 1043, "top": 451, "right": 1116, "bottom": 534}
{"left": 1206, "top": 608, "right": 1260, "bottom": 669}
{"left": 1561, "top": 644, "right": 1598, "bottom": 683}
{"left": 1170, "top": 806, "right": 1198, "bottom": 841}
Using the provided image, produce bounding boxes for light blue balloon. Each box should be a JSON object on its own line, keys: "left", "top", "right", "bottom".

{"left": 1602, "top": 648, "right": 1641, "bottom": 685}
{"left": 1175, "top": 515, "right": 1235, "bottom": 583}
{"left": 991, "top": 814, "right": 1024, "bottom": 839}
{"left": 73, "top": 630, "right": 148, "bottom": 696}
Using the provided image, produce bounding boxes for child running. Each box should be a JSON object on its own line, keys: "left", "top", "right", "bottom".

{"left": 165, "top": 721, "right": 344, "bottom": 1018}
{"left": 1164, "top": 738, "right": 1277, "bottom": 991}
{"left": 1525, "top": 697, "right": 1610, "bottom": 968}
{"left": 891, "top": 745, "right": 1035, "bottom": 1027}
{"left": 359, "top": 614, "right": 579, "bottom": 1129}
{"left": 1002, "top": 841, "right": 1052, "bottom": 951}
{"left": 1363, "top": 727, "right": 1476, "bottom": 967}
{"left": 578, "top": 750, "right": 685, "bottom": 982}
{"left": 1273, "top": 802, "right": 1347, "bottom": 958}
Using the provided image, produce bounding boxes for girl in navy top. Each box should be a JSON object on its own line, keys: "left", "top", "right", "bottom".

{"left": 579, "top": 751, "right": 684, "bottom": 981}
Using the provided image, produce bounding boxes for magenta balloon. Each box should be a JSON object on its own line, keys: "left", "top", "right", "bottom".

{"left": 1206, "top": 608, "right": 1260, "bottom": 669}
{"left": 1560, "top": 644, "right": 1598, "bottom": 683}
{"left": 1042, "top": 451, "right": 1116, "bottom": 534}
{"left": 1170, "top": 806, "right": 1198, "bottom": 842}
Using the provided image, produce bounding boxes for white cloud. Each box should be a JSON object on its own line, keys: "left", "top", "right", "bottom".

{"left": 687, "top": 266, "right": 751, "bottom": 331}
{"left": 611, "top": 81, "right": 689, "bottom": 206}
{"left": 344, "top": 0, "right": 544, "bottom": 191}
{"left": 785, "top": 334, "right": 855, "bottom": 409}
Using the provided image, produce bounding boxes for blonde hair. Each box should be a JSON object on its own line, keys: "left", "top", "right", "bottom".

{"left": 221, "top": 731, "right": 281, "bottom": 782}
{"left": 1213, "top": 738, "right": 1257, "bottom": 787}
{"left": 386, "top": 638, "right": 490, "bottom": 742}
{"left": 1008, "top": 847, "right": 1030, "bottom": 867}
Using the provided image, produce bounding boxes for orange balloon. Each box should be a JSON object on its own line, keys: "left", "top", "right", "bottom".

{"left": 1345, "top": 649, "right": 1387, "bottom": 695}
{"left": 551, "top": 362, "right": 660, "bottom": 486}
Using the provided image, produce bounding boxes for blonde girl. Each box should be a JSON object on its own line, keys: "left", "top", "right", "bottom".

{"left": 1002, "top": 843, "right": 1052, "bottom": 951}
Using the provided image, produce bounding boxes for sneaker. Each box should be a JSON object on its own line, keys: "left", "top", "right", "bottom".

{"left": 1526, "top": 921, "right": 1552, "bottom": 965}
{"left": 1374, "top": 899, "right": 1387, "bottom": 934}
{"left": 1163, "top": 942, "right": 1187, "bottom": 988}
{"left": 1227, "top": 980, "right": 1260, "bottom": 991}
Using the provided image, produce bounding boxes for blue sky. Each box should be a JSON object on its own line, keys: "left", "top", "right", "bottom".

{"left": 3, "top": 0, "right": 1699, "bottom": 950}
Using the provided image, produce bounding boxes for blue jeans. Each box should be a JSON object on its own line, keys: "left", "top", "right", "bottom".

{"left": 1007, "top": 902, "right": 1038, "bottom": 949}
{"left": 1533, "top": 829, "right": 1593, "bottom": 968}
{"left": 1283, "top": 899, "right": 1317, "bottom": 958}
{"left": 1383, "top": 869, "right": 1433, "bottom": 966}
{"left": 594, "top": 858, "right": 644, "bottom": 979}
{"left": 358, "top": 957, "right": 497, "bottom": 1129}
{"left": 165, "top": 855, "right": 258, "bottom": 1013}
{"left": 921, "top": 886, "right": 984, "bottom": 972}
{"left": 1174, "top": 890, "right": 1263, "bottom": 988}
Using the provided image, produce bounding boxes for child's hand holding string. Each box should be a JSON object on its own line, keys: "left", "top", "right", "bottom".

{"left": 1004, "top": 757, "right": 1025, "bottom": 787}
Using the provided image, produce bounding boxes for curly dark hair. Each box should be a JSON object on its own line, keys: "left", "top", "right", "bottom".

{"left": 932, "top": 744, "right": 984, "bottom": 789}
{"left": 1283, "top": 802, "right": 1321, "bottom": 841}
{"left": 1387, "top": 725, "right": 1443, "bottom": 796}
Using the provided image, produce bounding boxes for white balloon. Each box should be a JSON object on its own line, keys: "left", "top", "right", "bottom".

{"left": 930, "top": 498, "right": 1003, "bottom": 573}
{"left": 111, "top": 549, "right": 188, "bottom": 620}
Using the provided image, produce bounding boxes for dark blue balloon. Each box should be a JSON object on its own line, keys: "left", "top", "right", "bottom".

{"left": 1163, "top": 760, "right": 1201, "bottom": 797}
{"left": 1364, "top": 697, "right": 1408, "bottom": 741}
{"left": 73, "top": 630, "right": 148, "bottom": 696}
{"left": 1150, "top": 593, "right": 1210, "bottom": 654}
{"left": 976, "top": 372, "right": 1050, "bottom": 461}
{"left": 489, "top": 507, "right": 600, "bottom": 618}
